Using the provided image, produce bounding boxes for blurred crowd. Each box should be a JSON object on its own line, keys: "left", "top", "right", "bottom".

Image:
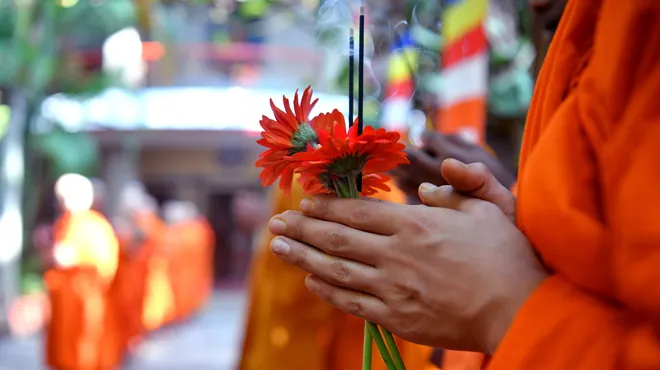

{"left": 12, "top": 174, "right": 215, "bottom": 369}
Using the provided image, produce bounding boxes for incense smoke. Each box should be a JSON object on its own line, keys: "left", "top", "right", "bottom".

{"left": 315, "top": 0, "right": 381, "bottom": 98}
{"left": 315, "top": 0, "right": 444, "bottom": 131}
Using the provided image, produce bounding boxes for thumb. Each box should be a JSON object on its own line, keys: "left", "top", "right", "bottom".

{"left": 441, "top": 158, "right": 516, "bottom": 222}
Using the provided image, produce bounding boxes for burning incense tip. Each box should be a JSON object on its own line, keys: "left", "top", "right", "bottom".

{"left": 360, "top": 6, "right": 364, "bottom": 15}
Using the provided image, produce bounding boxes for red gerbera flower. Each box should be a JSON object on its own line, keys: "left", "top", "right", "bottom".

{"left": 255, "top": 87, "right": 344, "bottom": 194}
{"left": 293, "top": 115, "right": 409, "bottom": 196}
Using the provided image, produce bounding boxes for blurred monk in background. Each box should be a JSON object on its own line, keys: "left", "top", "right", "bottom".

{"left": 188, "top": 204, "right": 215, "bottom": 314}
{"left": 131, "top": 193, "right": 174, "bottom": 332}
{"left": 45, "top": 174, "right": 122, "bottom": 370}
{"left": 90, "top": 178, "right": 107, "bottom": 213}
{"left": 162, "top": 201, "right": 215, "bottom": 322}
{"left": 112, "top": 182, "right": 164, "bottom": 351}
{"left": 239, "top": 178, "right": 435, "bottom": 370}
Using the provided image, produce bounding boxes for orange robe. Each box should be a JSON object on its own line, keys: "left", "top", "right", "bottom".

{"left": 45, "top": 210, "right": 123, "bottom": 370}
{"left": 239, "top": 179, "right": 434, "bottom": 370}
{"left": 168, "top": 217, "right": 215, "bottom": 322}
{"left": 111, "top": 210, "right": 164, "bottom": 348}
{"left": 194, "top": 217, "right": 216, "bottom": 310}
{"left": 488, "top": 0, "right": 660, "bottom": 368}
{"left": 140, "top": 214, "right": 176, "bottom": 331}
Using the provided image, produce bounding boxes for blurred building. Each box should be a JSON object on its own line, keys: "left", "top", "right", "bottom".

{"left": 28, "top": 0, "right": 340, "bottom": 284}
{"left": 38, "top": 86, "right": 348, "bottom": 283}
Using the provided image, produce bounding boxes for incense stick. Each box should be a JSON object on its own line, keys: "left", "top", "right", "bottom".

{"left": 357, "top": 6, "right": 365, "bottom": 191}
{"left": 349, "top": 28, "right": 355, "bottom": 126}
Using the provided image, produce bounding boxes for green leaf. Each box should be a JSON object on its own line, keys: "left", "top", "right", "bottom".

{"left": 30, "top": 127, "right": 100, "bottom": 179}
{"left": 28, "top": 56, "right": 56, "bottom": 98}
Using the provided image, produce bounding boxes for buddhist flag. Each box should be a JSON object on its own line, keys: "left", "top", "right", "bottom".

{"left": 437, "top": 0, "right": 489, "bottom": 144}
{"left": 381, "top": 31, "right": 419, "bottom": 134}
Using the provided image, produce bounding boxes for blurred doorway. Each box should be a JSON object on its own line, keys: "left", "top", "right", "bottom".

{"left": 145, "top": 181, "right": 177, "bottom": 208}
{"left": 207, "top": 192, "right": 252, "bottom": 286}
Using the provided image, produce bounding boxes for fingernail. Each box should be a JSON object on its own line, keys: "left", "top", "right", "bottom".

{"left": 300, "top": 198, "right": 315, "bottom": 213}
{"left": 271, "top": 237, "right": 290, "bottom": 255}
{"left": 269, "top": 218, "right": 286, "bottom": 234}
{"left": 419, "top": 183, "right": 437, "bottom": 195}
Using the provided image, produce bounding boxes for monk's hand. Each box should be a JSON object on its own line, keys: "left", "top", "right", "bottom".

{"left": 420, "top": 158, "right": 517, "bottom": 223}
{"left": 268, "top": 195, "right": 548, "bottom": 354}
{"left": 391, "top": 132, "right": 516, "bottom": 199}
{"left": 391, "top": 132, "right": 470, "bottom": 195}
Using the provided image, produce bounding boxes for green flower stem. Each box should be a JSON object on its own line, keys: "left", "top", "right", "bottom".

{"left": 333, "top": 177, "right": 402, "bottom": 370}
{"left": 348, "top": 174, "right": 360, "bottom": 198}
{"left": 363, "top": 322, "right": 373, "bottom": 370}
{"left": 367, "top": 321, "right": 398, "bottom": 370}
{"left": 333, "top": 180, "right": 344, "bottom": 197}
{"left": 381, "top": 327, "right": 406, "bottom": 370}
{"left": 334, "top": 178, "right": 351, "bottom": 198}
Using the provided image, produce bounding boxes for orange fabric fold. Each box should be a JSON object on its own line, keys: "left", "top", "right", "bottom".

{"left": 489, "top": 0, "right": 660, "bottom": 368}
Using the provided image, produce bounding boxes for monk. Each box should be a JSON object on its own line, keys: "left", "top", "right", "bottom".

{"left": 268, "top": 0, "right": 660, "bottom": 368}
{"left": 45, "top": 174, "right": 123, "bottom": 370}
{"left": 176, "top": 202, "right": 215, "bottom": 316}
{"left": 112, "top": 186, "right": 164, "bottom": 350}
{"left": 136, "top": 199, "right": 175, "bottom": 331}
{"left": 162, "top": 201, "right": 215, "bottom": 322}
{"left": 191, "top": 206, "right": 215, "bottom": 313}
{"left": 239, "top": 178, "right": 435, "bottom": 370}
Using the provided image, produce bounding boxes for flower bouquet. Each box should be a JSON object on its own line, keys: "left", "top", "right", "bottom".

{"left": 256, "top": 86, "right": 409, "bottom": 370}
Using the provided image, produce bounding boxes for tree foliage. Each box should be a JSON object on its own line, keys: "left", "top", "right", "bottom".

{"left": 0, "top": 0, "right": 135, "bottom": 99}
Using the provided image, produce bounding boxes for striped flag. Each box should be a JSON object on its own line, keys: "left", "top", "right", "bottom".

{"left": 436, "top": 2, "right": 489, "bottom": 368}
{"left": 380, "top": 31, "right": 418, "bottom": 135}
{"left": 437, "top": 0, "right": 489, "bottom": 145}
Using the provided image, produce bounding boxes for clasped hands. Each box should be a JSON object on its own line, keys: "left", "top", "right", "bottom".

{"left": 269, "top": 159, "right": 548, "bottom": 354}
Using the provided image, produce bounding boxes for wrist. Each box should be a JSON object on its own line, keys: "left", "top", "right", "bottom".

{"left": 482, "top": 268, "right": 549, "bottom": 354}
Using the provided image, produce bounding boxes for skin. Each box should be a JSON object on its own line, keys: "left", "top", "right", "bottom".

{"left": 391, "top": 132, "right": 516, "bottom": 200}
{"left": 268, "top": 159, "right": 548, "bottom": 354}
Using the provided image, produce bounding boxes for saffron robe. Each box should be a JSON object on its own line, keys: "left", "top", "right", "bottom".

{"left": 489, "top": 0, "right": 660, "bottom": 368}
{"left": 112, "top": 210, "right": 164, "bottom": 348}
{"left": 168, "top": 217, "right": 215, "bottom": 322}
{"left": 46, "top": 210, "right": 122, "bottom": 370}
{"left": 141, "top": 216, "right": 176, "bottom": 331}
